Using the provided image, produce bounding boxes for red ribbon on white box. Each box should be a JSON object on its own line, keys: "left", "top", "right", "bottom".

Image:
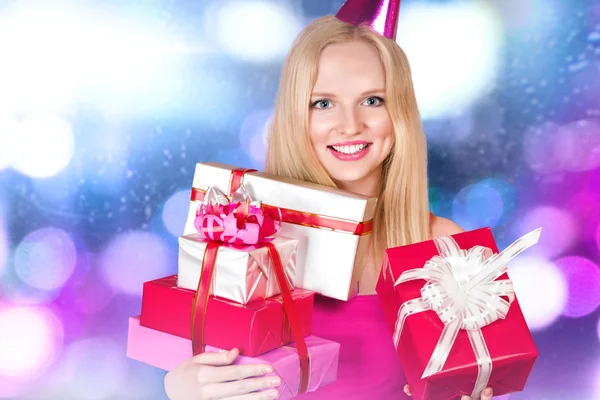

{"left": 392, "top": 228, "right": 542, "bottom": 398}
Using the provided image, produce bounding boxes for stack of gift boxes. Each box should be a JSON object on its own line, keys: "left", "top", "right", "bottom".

{"left": 127, "top": 161, "right": 542, "bottom": 400}
{"left": 127, "top": 162, "right": 378, "bottom": 398}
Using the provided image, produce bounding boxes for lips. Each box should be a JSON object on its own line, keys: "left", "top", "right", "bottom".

{"left": 327, "top": 142, "right": 372, "bottom": 161}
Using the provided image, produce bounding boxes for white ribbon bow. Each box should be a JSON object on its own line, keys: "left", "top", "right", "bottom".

{"left": 392, "top": 228, "right": 541, "bottom": 398}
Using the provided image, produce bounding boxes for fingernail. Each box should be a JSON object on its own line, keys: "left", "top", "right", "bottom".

{"left": 483, "top": 388, "right": 493, "bottom": 395}
{"left": 270, "top": 377, "right": 281, "bottom": 386}
{"left": 263, "top": 366, "right": 273, "bottom": 374}
{"left": 268, "top": 390, "right": 279, "bottom": 399}
{"left": 461, "top": 396, "right": 471, "bottom": 400}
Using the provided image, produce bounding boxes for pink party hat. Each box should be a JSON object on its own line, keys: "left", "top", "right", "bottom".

{"left": 335, "top": 0, "right": 401, "bottom": 41}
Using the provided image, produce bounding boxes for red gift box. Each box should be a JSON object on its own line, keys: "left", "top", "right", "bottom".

{"left": 376, "top": 227, "right": 539, "bottom": 400}
{"left": 140, "top": 275, "right": 314, "bottom": 357}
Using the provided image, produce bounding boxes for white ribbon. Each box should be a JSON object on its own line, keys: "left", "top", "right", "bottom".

{"left": 392, "top": 228, "right": 541, "bottom": 398}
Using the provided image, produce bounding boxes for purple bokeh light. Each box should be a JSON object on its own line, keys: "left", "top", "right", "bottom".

{"left": 13, "top": 227, "right": 77, "bottom": 291}
{"left": 522, "top": 121, "right": 563, "bottom": 174}
{"left": 514, "top": 206, "right": 577, "bottom": 259}
{"left": 0, "top": 307, "right": 64, "bottom": 380}
{"left": 555, "top": 256, "right": 600, "bottom": 318}
{"left": 554, "top": 119, "right": 600, "bottom": 172}
{"left": 566, "top": 189, "right": 600, "bottom": 254}
{"left": 161, "top": 189, "right": 191, "bottom": 237}
{"left": 507, "top": 256, "right": 567, "bottom": 331}
{"left": 100, "top": 231, "right": 171, "bottom": 296}
{"left": 452, "top": 179, "right": 508, "bottom": 230}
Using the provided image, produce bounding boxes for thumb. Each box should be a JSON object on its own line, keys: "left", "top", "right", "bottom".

{"left": 190, "top": 348, "right": 239, "bottom": 366}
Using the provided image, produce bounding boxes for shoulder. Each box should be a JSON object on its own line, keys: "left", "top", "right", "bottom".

{"left": 430, "top": 214, "right": 464, "bottom": 238}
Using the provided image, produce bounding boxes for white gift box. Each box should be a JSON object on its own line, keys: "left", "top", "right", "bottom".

{"left": 177, "top": 233, "right": 298, "bottom": 305}
{"left": 183, "top": 162, "right": 377, "bottom": 301}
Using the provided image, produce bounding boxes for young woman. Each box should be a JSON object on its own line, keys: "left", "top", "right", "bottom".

{"left": 164, "top": 14, "right": 495, "bottom": 400}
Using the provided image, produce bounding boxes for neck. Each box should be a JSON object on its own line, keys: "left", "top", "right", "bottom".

{"left": 335, "top": 166, "right": 382, "bottom": 197}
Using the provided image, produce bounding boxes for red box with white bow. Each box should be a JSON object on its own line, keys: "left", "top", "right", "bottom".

{"left": 376, "top": 227, "right": 539, "bottom": 400}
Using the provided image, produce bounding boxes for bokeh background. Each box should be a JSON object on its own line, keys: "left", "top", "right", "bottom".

{"left": 0, "top": 0, "right": 598, "bottom": 398}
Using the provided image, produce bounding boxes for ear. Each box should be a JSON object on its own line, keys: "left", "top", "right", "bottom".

{"left": 430, "top": 215, "right": 465, "bottom": 238}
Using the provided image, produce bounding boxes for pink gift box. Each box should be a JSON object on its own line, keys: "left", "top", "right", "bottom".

{"left": 126, "top": 316, "right": 340, "bottom": 399}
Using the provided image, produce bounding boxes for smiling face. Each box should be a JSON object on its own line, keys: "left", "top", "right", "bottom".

{"left": 308, "top": 40, "right": 394, "bottom": 195}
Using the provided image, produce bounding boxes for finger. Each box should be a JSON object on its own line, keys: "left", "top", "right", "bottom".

{"left": 403, "top": 384, "right": 412, "bottom": 396}
{"left": 481, "top": 388, "right": 493, "bottom": 400}
{"left": 204, "top": 376, "right": 282, "bottom": 398}
{"left": 461, "top": 396, "right": 471, "bottom": 400}
{"left": 201, "top": 364, "right": 274, "bottom": 383}
{"left": 191, "top": 348, "right": 239, "bottom": 366}
{"left": 222, "top": 390, "right": 280, "bottom": 400}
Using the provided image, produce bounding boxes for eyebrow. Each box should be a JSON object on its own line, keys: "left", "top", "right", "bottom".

{"left": 311, "top": 89, "right": 385, "bottom": 98}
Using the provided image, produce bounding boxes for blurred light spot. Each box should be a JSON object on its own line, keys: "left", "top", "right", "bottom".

{"left": 0, "top": 6, "right": 84, "bottom": 114}
{"left": 100, "top": 231, "right": 171, "bottom": 295}
{"left": 556, "top": 256, "right": 600, "bottom": 317}
{"left": 11, "top": 115, "right": 74, "bottom": 178}
{"left": 452, "top": 180, "right": 504, "bottom": 230}
{"left": 554, "top": 119, "right": 600, "bottom": 172}
{"left": 489, "top": 0, "right": 545, "bottom": 30}
{"left": 0, "top": 307, "right": 64, "bottom": 378}
{"left": 14, "top": 228, "right": 77, "bottom": 291}
{"left": 58, "top": 338, "right": 127, "bottom": 400}
{"left": 0, "top": 281, "right": 60, "bottom": 306}
{"left": 239, "top": 109, "right": 272, "bottom": 166}
{"left": 523, "top": 119, "right": 600, "bottom": 174}
{"left": 0, "top": 4, "right": 186, "bottom": 116}
{"left": 522, "top": 121, "right": 562, "bottom": 174}
{"left": 397, "top": 2, "right": 504, "bottom": 119}
{"left": 508, "top": 256, "right": 567, "bottom": 330}
{"left": 566, "top": 190, "right": 600, "bottom": 254}
{"left": 162, "top": 190, "right": 191, "bottom": 237}
{"left": 514, "top": 206, "right": 577, "bottom": 259}
{"left": 211, "top": 1, "right": 301, "bottom": 63}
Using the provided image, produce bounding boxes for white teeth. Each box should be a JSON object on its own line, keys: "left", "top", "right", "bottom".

{"left": 331, "top": 144, "right": 368, "bottom": 154}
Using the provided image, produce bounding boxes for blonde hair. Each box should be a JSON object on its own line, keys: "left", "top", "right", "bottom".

{"left": 265, "top": 15, "right": 430, "bottom": 260}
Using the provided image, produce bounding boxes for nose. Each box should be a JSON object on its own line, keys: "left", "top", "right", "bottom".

{"left": 338, "top": 107, "right": 364, "bottom": 136}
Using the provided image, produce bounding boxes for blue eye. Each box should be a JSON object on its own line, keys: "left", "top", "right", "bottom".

{"left": 363, "top": 96, "right": 384, "bottom": 106}
{"left": 312, "top": 99, "right": 332, "bottom": 109}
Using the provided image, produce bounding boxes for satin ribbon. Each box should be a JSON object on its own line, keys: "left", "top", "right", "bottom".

{"left": 392, "top": 228, "right": 541, "bottom": 398}
{"left": 190, "top": 169, "right": 373, "bottom": 236}
{"left": 194, "top": 186, "right": 281, "bottom": 246}
{"left": 190, "top": 168, "right": 310, "bottom": 393}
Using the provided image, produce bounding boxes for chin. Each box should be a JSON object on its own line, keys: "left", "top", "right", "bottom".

{"left": 328, "top": 168, "right": 377, "bottom": 188}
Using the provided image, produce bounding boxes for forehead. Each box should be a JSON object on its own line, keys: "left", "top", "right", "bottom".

{"left": 313, "top": 41, "right": 385, "bottom": 92}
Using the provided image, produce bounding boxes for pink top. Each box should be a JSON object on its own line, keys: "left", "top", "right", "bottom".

{"left": 296, "top": 294, "right": 408, "bottom": 399}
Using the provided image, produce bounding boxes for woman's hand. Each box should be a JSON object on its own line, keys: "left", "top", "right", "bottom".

{"left": 403, "top": 384, "right": 494, "bottom": 400}
{"left": 164, "top": 348, "right": 281, "bottom": 400}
